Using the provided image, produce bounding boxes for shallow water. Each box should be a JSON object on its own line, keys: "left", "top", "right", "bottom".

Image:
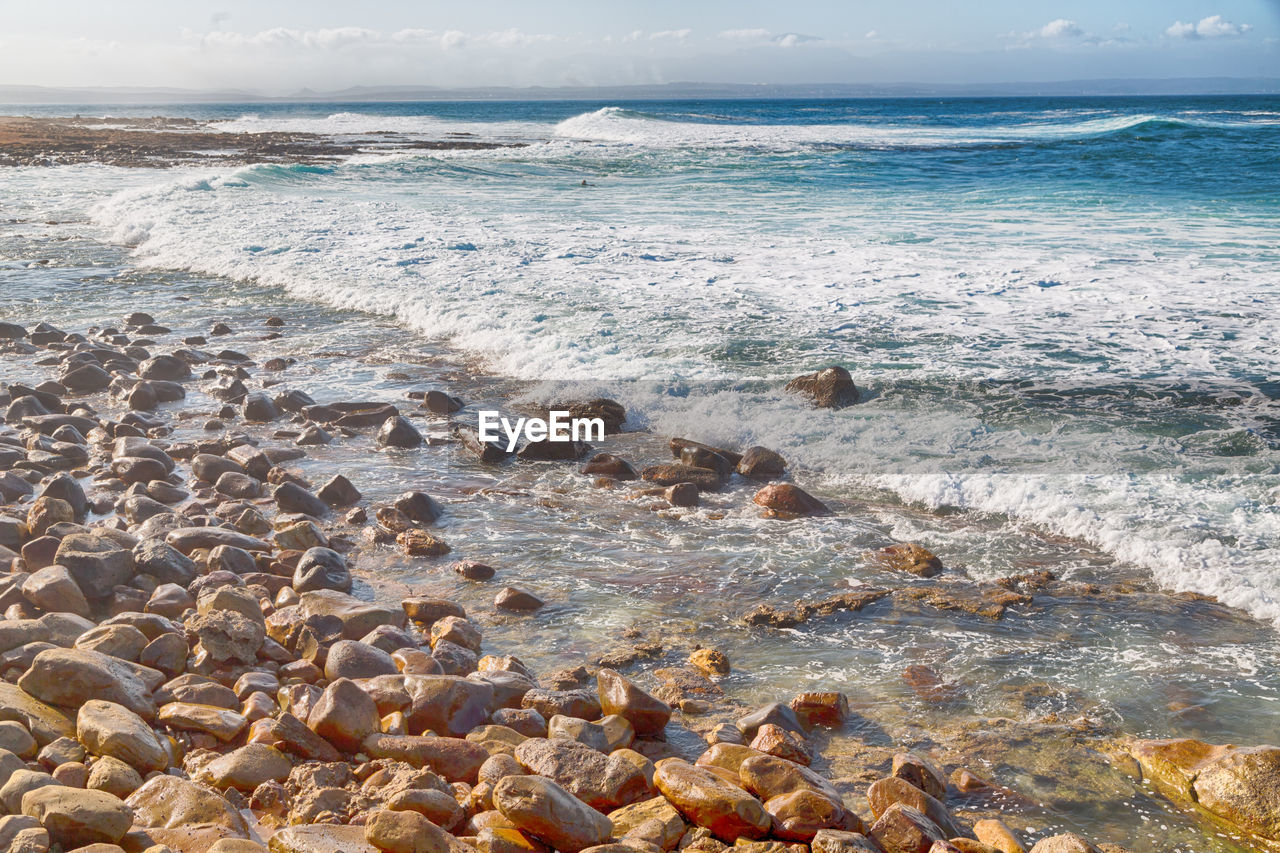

{"left": 3, "top": 95, "right": 1280, "bottom": 850}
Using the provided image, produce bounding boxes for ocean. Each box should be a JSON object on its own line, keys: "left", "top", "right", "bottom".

{"left": 3, "top": 95, "right": 1280, "bottom": 848}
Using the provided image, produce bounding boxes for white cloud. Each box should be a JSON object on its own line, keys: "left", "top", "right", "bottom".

{"left": 864, "top": 30, "right": 879, "bottom": 40}
{"left": 717, "top": 29, "right": 819, "bottom": 47}
{"left": 1039, "top": 19, "right": 1083, "bottom": 39}
{"left": 1166, "top": 15, "right": 1251, "bottom": 39}
{"left": 719, "top": 28, "right": 772, "bottom": 42}
{"left": 649, "top": 29, "right": 692, "bottom": 42}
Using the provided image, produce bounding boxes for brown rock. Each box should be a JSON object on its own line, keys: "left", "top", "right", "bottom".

{"left": 308, "top": 678, "right": 380, "bottom": 752}
{"left": 765, "top": 789, "right": 846, "bottom": 841}
{"left": 749, "top": 724, "right": 811, "bottom": 766}
{"left": 126, "top": 773, "right": 250, "bottom": 846}
{"left": 76, "top": 700, "right": 168, "bottom": 773}
{"left": 197, "top": 743, "right": 291, "bottom": 792}
{"left": 514, "top": 737, "right": 650, "bottom": 810}
{"left": 598, "top": 669, "right": 671, "bottom": 737}
{"left": 365, "top": 808, "right": 471, "bottom": 853}
{"left": 653, "top": 758, "right": 770, "bottom": 842}
{"left": 875, "top": 544, "right": 943, "bottom": 578}
{"left": 492, "top": 774, "right": 614, "bottom": 853}
{"left": 867, "top": 776, "right": 959, "bottom": 838}
{"left": 495, "top": 587, "right": 544, "bottom": 612}
{"left": 891, "top": 753, "right": 948, "bottom": 801}
{"left": 752, "top": 484, "right": 828, "bottom": 517}
{"left": 784, "top": 366, "right": 859, "bottom": 409}
{"left": 789, "top": 692, "right": 848, "bottom": 729}
{"left": 18, "top": 648, "right": 160, "bottom": 719}
{"left": 972, "top": 819, "right": 1026, "bottom": 853}
{"left": 641, "top": 465, "right": 721, "bottom": 492}
{"left": 735, "top": 447, "right": 786, "bottom": 480}
{"left": 362, "top": 733, "right": 489, "bottom": 784}
{"left": 1027, "top": 837, "right": 1100, "bottom": 853}
{"left": 20, "top": 786, "right": 132, "bottom": 847}
{"left": 398, "top": 529, "right": 451, "bottom": 557}
{"left": 868, "top": 803, "right": 945, "bottom": 853}
{"left": 811, "top": 829, "right": 881, "bottom": 853}
{"left": 157, "top": 702, "right": 248, "bottom": 742}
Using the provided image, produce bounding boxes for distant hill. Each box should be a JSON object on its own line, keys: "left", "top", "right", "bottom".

{"left": 2, "top": 78, "right": 1278, "bottom": 104}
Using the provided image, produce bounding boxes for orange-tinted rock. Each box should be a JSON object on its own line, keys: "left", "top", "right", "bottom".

{"left": 868, "top": 803, "right": 946, "bottom": 853}
{"left": 653, "top": 758, "right": 770, "bottom": 842}
{"left": 785, "top": 367, "right": 859, "bottom": 409}
{"left": 597, "top": 669, "right": 671, "bottom": 737}
{"left": 875, "top": 544, "right": 942, "bottom": 578}
{"left": 752, "top": 484, "right": 828, "bottom": 517}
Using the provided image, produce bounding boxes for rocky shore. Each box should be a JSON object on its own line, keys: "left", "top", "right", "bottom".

{"left": 0, "top": 116, "right": 520, "bottom": 168}
{"left": 0, "top": 312, "right": 1278, "bottom": 853}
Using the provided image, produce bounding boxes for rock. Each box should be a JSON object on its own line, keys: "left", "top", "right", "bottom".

{"left": 735, "top": 447, "right": 786, "bottom": 480}
{"left": 20, "top": 786, "right": 131, "bottom": 847}
{"left": 608, "top": 796, "right": 686, "bottom": 851}
{"left": 0, "top": 684, "right": 75, "bottom": 745}
{"left": 514, "top": 737, "right": 649, "bottom": 810}
{"left": 972, "top": 820, "right": 1026, "bottom": 853}
{"left": 270, "top": 825, "right": 378, "bottom": 853}
{"left": 404, "top": 675, "right": 494, "bottom": 737}
{"left": 378, "top": 416, "right": 424, "bottom": 449}
{"left": 126, "top": 774, "right": 250, "bottom": 847}
{"left": 665, "top": 483, "right": 699, "bottom": 507}
{"left": 293, "top": 547, "right": 353, "bottom": 594}
{"left": 0, "top": 723, "right": 35, "bottom": 760}
{"left": 752, "top": 484, "right": 828, "bottom": 518}
{"left": 54, "top": 534, "right": 134, "bottom": 599}
{"left": 76, "top": 700, "right": 167, "bottom": 773}
{"left": 325, "top": 640, "right": 398, "bottom": 680}
{"left": 188, "top": 609, "right": 264, "bottom": 663}
{"left": 86, "top": 755, "right": 144, "bottom": 798}
{"left": 298, "top": 590, "right": 405, "bottom": 638}
{"left": 133, "top": 539, "right": 197, "bottom": 586}
{"left": 688, "top": 649, "right": 730, "bottom": 677}
{"left": 21, "top": 565, "right": 90, "bottom": 617}
{"left": 750, "top": 724, "right": 811, "bottom": 766}
{"left": 654, "top": 758, "right": 770, "bottom": 841}
{"left": 454, "top": 560, "right": 496, "bottom": 581}
{"left": 891, "top": 753, "right": 948, "bottom": 801}
{"left": 0, "top": 815, "right": 49, "bottom": 853}
{"left": 547, "top": 715, "right": 610, "bottom": 752}
{"left": 737, "top": 703, "right": 803, "bottom": 739}
{"left": 75, "top": 623, "right": 149, "bottom": 661}
{"left": 395, "top": 491, "right": 443, "bottom": 524}
{"left": 641, "top": 465, "right": 721, "bottom": 492}
{"left": 811, "top": 830, "right": 882, "bottom": 853}
{"left": 423, "top": 389, "right": 465, "bottom": 415}
{"left": 790, "top": 692, "right": 848, "bottom": 729}
{"left": 492, "top": 774, "right": 614, "bottom": 853}
{"left": 875, "top": 544, "right": 943, "bottom": 578}
{"left": 1, "top": 768, "right": 58, "bottom": 815}
{"left": 274, "top": 481, "right": 329, "bottom": 518}
{"left": 317, "top": 475, "right": 361, "bottom": 508}
{"left": 242, "top": 394, "right": 282, "bottom": 423}
{"left": 308, "top": 678, "right": 380, "bottom": 752}
{"left": 61, "top": 363, "right": 112, "bottom": 393}
{"left": 360, "top": 733, "right": 488, "bottom": 783}
{"left": 166, "top": 527, "right": 270, "bottom": 554}
{"left": 582, "top": 454, "right": 638, "bottom": 480}
{"left": 765, "top": 789, "right": 847, "bottom": 841}
{"left": 158, "top": 701, "right": 247, "bottom": 741}
{"left": 784, "top": 367, "right": 859, "bottom": 409}
{"left": 868, "top": 803, "right": 946, "bottom": 853}
{"left": 495, "top": 587, "right": 544, "bottom": 612}
{"left": 19, "top": 649, "right": 159, "bottom": 719}
{"left": 216, "top": 471, "right": 263, "bottom": 499}
{"left": 867, "top": 776, "right": 959, "bottom": 838}
{"left": 365, "top": 808, "right": 471, "bottom": 853}
{"left": 198, "top": 743, "right": 292, "bottom": 792}
{"left": 598, "top": 669, "right": 671, "bottom": 737}
{"left": 738, "top": 754, "right": 842, "bottom": 804}
{"left": 398, "top": 529, "right": 451, "bottom": 557}
{"left": 139, "top": 355, "right": 191, "bottom": 381}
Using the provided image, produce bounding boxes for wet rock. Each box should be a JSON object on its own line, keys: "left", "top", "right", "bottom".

{"left": 737, "top": 753, "right": 842, "bottom": 804}
{"left": 424, "top": 389, "right": 465, "bottom": 415}
{"left": 765, "top": 789, "right": 847, "bottom": 841}
{"left": 495, "top": 587, "right": 544, "bottom": 612}
{"left": 641, "top": 465, "right": 721, "bottom": 492}
{"left": 784, "top": 366, "right": 859, "bottom": 409}
{"left": 75, "top": 700, "right": 167, "bottom": 773}
{"left": 736, "top": 447, "right": 786, "bottom": 480}
{"left": 581, "top": 453, "right": 639, "bottom": 480}
{"left": 394, "top": 491, "right": 443, "bottom": 524}
{"left": 902, "top": 665, "right": 962, "bottom": 704}
{"left": 0, "top": 683, "right": 75, "bottom": 746}
{"left": 868, "top": 803, "right": 946, "bottom": 853}
{"left": 867, "top": 776, "right": 959, "bottom": 838}
{"left": 19, "top": 648, "right": 159, "bottom": 719}
{"left": 665, "top": 483, "right": 699, "bottom": 507}
{"left": 891, "top": 753, "right": 948, "bottom": 802}
{"left": 317, "top": 474, "right": 361, "bottom": 508}
{"left": 166, "top": 527, "right": 270, "bottom": 554}
{"left": 875, "top": 544, "right": 943, "bottom": 578}
{"left": 789, "top": 692, "right": 848, "bottom": 729}
{"left": 688, "top": 648, "right": 730, "bottom": 677}
{"left": 608, "top": 796, "right": 686, "bottom": 851}
{"left": 653, "top": 758, "right": 770, "bottom": 842}
{"left": 752, "top": 484, "right": 828, "bottom": 518}
{"left": 750, "top": 724, "right": 812, "bottom": 766}
{"left": 215, "top": 471, "right": 263, "bottom": 499}
{"left": 298, "top": 590, "right": 405, "bottom": 638}
{"left": 293, "top": 547, "right": 353, "bottom": 594}
{"left": 737, "top": 703, "right": 803, "bottom": 739}
{"left": 492, "top": 774, "right": 614, "bottom": 853}
{"left": 454, "top": 560, "right": 496, "bottom": 581}
{"left": 61, "top": 363, "right": 112, "bottom": 393}
{"left": 274, "top": 481, "right": 329, "bottom": 517}
{"left": 547, "top": 715, "right": 610, "bottom": 752}
{"left": 598, "top": 668, "right": 671, "bottom": 737}
{"left": 139, "top": 355, "right": 191, "bottom": 381}
{"left": 20, "top": 785, "right": 132, "bottom": 847}
{"left": 378, "top": 416, "right": 424, "bottom": 449}
{"left": 361, "top": 733, "right": 488, "bottom": 783}
{"left": 398, "top": 529, "right": 451, "bottom": 557}
{"left": 242, "top": 393, "right": 282, "bottom": 423}
{"left": 972, "top": 819, "right": 1026, "bottom": 853}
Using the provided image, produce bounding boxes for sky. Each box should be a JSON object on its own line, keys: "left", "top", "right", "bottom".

{"left": 1, "top": 0, "right": 1278, "bottom": 92}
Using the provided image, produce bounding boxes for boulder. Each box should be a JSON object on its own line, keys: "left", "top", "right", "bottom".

{"left": 188, "top": 609, "right": 264, "bottom": 663}
{"left": 197, "top": 743, "right": 292, "bottom": 792}
{"left": 20, "top": 785, "right": 132, "bottom": 847}
{"left": 597, "top": 669, "right": 671, "bottom": 737}
{"left": 784, "top": 367, "right": 859, "bottom": 408}
{"left": 736, "top": 447, "right": 786, "bottom": 480}
{"left": 752, "top": 484, "right": 828, "bottom": 518}
{"left": 653, "top": 758, "right": 770, "bottom": 841}
{"left": 360, "top": 733, "right": 489, "bottom": 784}
{"left": 378, "top": 416, "right": 424, "bottom": 449}
{"left": 76, "top": 700, "right": 167, "bottom": 773}
{"left": 18, "top": 648, "right": 159, "bottom": 719}
{"left": 492, "top": 774, "right": 614, "bottom": 853}
{"left": 875, "top": 544, "right": 943, "bottom": 578}
{"left": 868, "top": 803, "right": 945, "bottom": 853}
{"left": 293, "top": 547, "right": 352, "bottom": 594}
{"left": 0, "top": 684, "right": 75, "bottom": 745}
{"left": 298, "top": 590, "right": 405, "bottom": 638}
{"left": 54, "top": 534, "right": 134, "bottom": 599}
{"left": 274, "top": 482, "right": 329, "bottom": 518}
{"left": 641, "top": 465, "right": 721, "bottom": 492}
{"left": 365, "top": 808, "right": 472, "bottom": 853}
{"left": 308, "top": 678, "right": 380, "bottom": 753}
{"left": 21, "top": 565, "right": 90, "bottom": 617}
{"left": 126, "top": 774, "right": 250, "bottom": 847}
{"left": 157, "top": 702, "right": 248, "bottom": 741}
{"left": 515, "top": 737, "right": 650, "bottom": 810}
{"left": 270, "top": 824, "right": 378, "bottom": 853}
